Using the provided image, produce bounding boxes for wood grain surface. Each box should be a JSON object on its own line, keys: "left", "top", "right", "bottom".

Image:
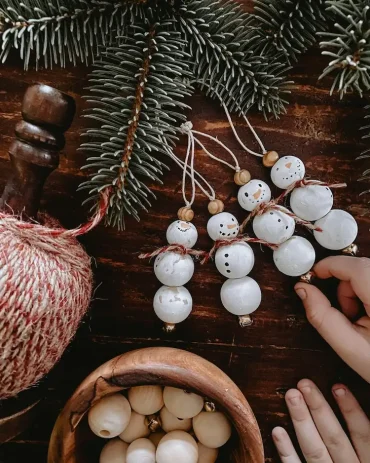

{"left": 1, "top": 2, "right": 370, "bottom": 460}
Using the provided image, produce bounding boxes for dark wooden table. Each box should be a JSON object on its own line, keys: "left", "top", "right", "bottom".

{"left": 0, "top": 5, "right": 369, "bottom": 461}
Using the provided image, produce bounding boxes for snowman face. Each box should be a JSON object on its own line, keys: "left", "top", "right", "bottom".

{"left": 166, "top": 220, "right": 198, "bottom": 248}
{"left": 253, "top": 208, "right": 295, "bottom": 244}
{"left": 237, "top": 179, "right": 271, "bottom": 212}
{"left": 271, "top": 156, "right": 305, "bottom": 189}
{"left": 206, "top": 212, "right": 239, "bottom": 241}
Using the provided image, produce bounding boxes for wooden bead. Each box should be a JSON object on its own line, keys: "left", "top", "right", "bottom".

{"left": 177, "top": 206, "right": 194, "bottom": 221}
{"left": 262, "top": 151, "right": 279, "bottom": 167}
{"left": 234, "top": 169, "right": 251, "bottom": 186}
{"left": 207, "top": 199, "right": 224, "bottom": 215}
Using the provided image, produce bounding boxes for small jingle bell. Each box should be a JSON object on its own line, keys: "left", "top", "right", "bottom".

{"left": 342, "top": 243, "right": 359, "bottom": 256}
{"left": 300, "top": 271, "right": 316, "bottom": 284}
{"left": 239, "top": 314, "right": 253, "bottom": 327}
{"left": 208, "top": 199, "right": 224, "bottom": 215}
{"left": 163, "top": 323, "right": 176, "bottom": 333}
{"left": 178, "top": 206, "right": 194, "bottom": 222}
{"left": 204, "top": 401, "right": 216, "bottom": 413}
{"left": 234, "top": 169, "right": 251, "bottom": 186}
{"left": 263, "top": 151, "right": 279, "bottom": 167}
{"left": 145, "top": 414, "right": 162, "bottom": 433}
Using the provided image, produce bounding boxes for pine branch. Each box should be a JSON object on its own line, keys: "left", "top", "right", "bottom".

{"left": 79, "top": 17, "right": 193, "bottom": 229}
{"left": 245, "top": 0, "right": 328, "bottom": 63}
{"left": 179, "top": 0, "right": 291, "bottom": 118}
{"left": 358, "top": 103, "right": 370, "bottom": 197}
{"left": 0, "top": 0, "right": 148, "bottom": 69}
{"left": 319, "top": 0, "right": 370, "bottom": 98}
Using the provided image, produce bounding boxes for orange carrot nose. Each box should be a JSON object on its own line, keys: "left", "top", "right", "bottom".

{"left": 285, "top": 162, "right": 292, "bottom": 168}
{"left": 180, "top": 222, "right": 191, "bottom": 229}
{"left": 227, "top": 224, "right": 237, "bottom": 230}
{"left": 253, "top": 189, "right": 262, "bottom": 200}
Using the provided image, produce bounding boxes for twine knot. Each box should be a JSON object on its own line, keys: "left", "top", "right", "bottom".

{"left": 180, "top": 121, "right": 193, "bottom": 134}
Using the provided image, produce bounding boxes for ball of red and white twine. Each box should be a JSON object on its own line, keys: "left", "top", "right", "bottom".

{"left": 0, "top": 190, "right": 109, "bottom": 399}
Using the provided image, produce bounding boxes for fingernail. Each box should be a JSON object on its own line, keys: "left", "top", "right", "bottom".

{"left": 300, "top": 385, "right": 311, "bottom": 394}
{"left": 288, "top": 396, "right": 301, "bottom": 406}
{"left": 333, "top": 388, "right": 346, "bottom": 397}
{"left": 296, "top": 288, "right": 307, "bottom": 300}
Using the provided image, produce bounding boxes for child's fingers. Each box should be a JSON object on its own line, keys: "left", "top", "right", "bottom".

{"left": 272, "top": 427, "right": 302, "bottom": 463}
{"left": 295, "top": 283, "right": 370, "bottom": 383}
{"left": 332, "top": 385, "right": 370, "bottom": 462}
{"left": 314, "top": 257, "right": 370, "bottom": 313}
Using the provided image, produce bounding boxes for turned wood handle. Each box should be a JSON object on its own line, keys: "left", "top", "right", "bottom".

{"left": 0, "top": 84, "right": 76, "bottom": 220}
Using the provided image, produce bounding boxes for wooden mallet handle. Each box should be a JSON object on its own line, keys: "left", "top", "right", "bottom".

{"left": 0, "top": 84, "right": 76, "bottom": 219}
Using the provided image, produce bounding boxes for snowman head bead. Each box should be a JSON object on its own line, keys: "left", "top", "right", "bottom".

{"left": 153, "top": 286, "right": 192, "bottom": 324}
{"left": 313, "top": 209, "right": 358, "bottom": 250}
{"left": 154, "top": 252, "right": 194, "bottom": 286}
{"left": 166, "top": 220, "right": 198, "bottom": 248}
{"left": 273, "top": 236, "right": 315, "bottom": 277}
{"left": 206, "top": 212, "right": 239, "bottom": 241}
{"left": 290, "top": 185, "right": 333, "bottom": 221}
{"left": 252, "top": 207, "right": 295, "bottom": 244}
{"left": 237, "top": 179, "right": 271, "bottom": 212}
{"left": 271, "top": 156, "right": 305, "bottom": 189}
{"left": 215, "top": 242, "right": 255, "bottom": 278}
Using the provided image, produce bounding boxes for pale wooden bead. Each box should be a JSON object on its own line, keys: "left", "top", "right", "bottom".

{"left": 177, "top": 206, "right": 194, "bottom": 221}
{"left": 149, "top": 431, "right": 166, "bottom": 447}
{"left": 197, "top": 442, "right": 219, "bottom": 463}
{"left": 156, "top": 431, "right": 198, "bottom": 463}
{"left": 88, "top": 394, "right": 131, "bottom": 439}
{"left": 126, "top": 438, "right": 156, "bottom": 463}
{"left": 163, "top": 387, "right": 204, "bottom": 419}
{"left": 160, "top": 406, "right": 192, "bottom": 432}
{"left": 100, "top": 438, "right": 128, "bottom": 463}
{"left": 193, "top": 411, "right": 232, "bottom": 448}
{"left": 263, "top": 150, "right": 279, "bottom": 167}
{"left": 119, "top": 411, "right": 150, "bottom": 444}
{"left": 234, "top": 169, "right": 251, "bottom": 186}
{"left": 207, "top": 199, "right": 224, "bottom": 215}
{"left": 128, "top": 386, "right": 164, "bottom": 415}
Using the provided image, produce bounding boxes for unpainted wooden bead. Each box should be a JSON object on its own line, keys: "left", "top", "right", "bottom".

{"left": 156, "top": 431, "right": 198, "bottom": 463}
{"left": 197, "top": 442, "right": 219, "bottom": 463}
{"left": 160, "top": 406, "right": 192, "bottom": 432}
{"left": 207, "top": 199, "right": 224, "bottom": 215}
{"left": 128, "top": 386, "right": 164, "bottom": 415}
{"left": 263, "top": 150, "right": 279, "bottom": 167}
{"left": 100, "top": 438, "right": 128, "bottom": 463}
{"left": 193, "top": 411, "right": 232, "bottom": 449}
{"left": 126, "top": 438, "right": 156, "bottom": 463}
{"left": 177, "top": 206, "right": 194, "bottom": 221}
{"left": 234, "top": 169, "right": 251, "bottom": 186}
{"left": 149, "top": 431, "right": 166, "bottom": 447}
{"left": 88, "top": 393, "right": 131, "bottom": 439}
{"left": 163, "top": 387, "right": 204, "bottom": 419}
{"left": 119, "top": 411, "right": 150, "bottom": 444}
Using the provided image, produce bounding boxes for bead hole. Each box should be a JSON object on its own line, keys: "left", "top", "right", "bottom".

{"left": 100, "top": 430, "right": 110, "bottom": 437}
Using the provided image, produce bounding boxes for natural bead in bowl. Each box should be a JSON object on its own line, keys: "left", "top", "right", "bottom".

{"left": 159, "top": 406, "right": 192, "bottom": 432}
{"left": 193, "top": 411, "right": 232, "bottom": 448}
{"left": 128, "top": 386, "right": 164, "bottom": 416}
{"left": 126, "top": 438, "right": 155, "bottom": 463}
{"left": 156, "top": 430, "right": 198, "bottom": 463}
{"left": 100, "top": 438, "right": 128, "bottom": 463}
{"left": 163, "top": 387, "right": 204, "bottom": 419}
{"left": 198, "top": 442, "right": 219, "bottom": 463}
{"left": 119, "top": 411, "right": 150, "bottom": 444}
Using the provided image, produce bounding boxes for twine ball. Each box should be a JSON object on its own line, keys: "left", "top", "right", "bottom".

{"left": 0, "top": 213, "right": 92, "bottom": 399}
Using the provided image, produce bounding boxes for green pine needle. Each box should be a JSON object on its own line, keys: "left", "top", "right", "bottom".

{"left": 319, "top": 0, "right": 370, "bottom": 98}
{"left": 79, "top": 17, "right": 193, "bottom": 228}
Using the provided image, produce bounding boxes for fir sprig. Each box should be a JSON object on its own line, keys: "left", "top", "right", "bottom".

{"left": 79, "top": 18, "right": 193, "bottom": 228}
{"left": 319, "top": 0, "right": 370, "bottom": 98}
{"left": 245, "top": 0, "right": 328, "bottom": 63}
{"left": 0, "top": 0, "right": 145, "bottom": 69}
{"left": 180, "top": 0, "right": 291, "bottom": 117}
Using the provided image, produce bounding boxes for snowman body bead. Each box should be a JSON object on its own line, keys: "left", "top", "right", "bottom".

{"left": 237, "top": 179, "right": 271, "bottom": 212}
{"left": 290, "top": 185, "right": 333, "bottom": 221}
{"left": 271, "top": 156, "right": 305, "bottom": 189}
{"left": 153, "top": 286, "right": 192, "bottom": 324}
{"left": 126, "top": 438, "right": 156, "bottom": 463}
{"left": 156, "top": 431, "right": 198, "bottom": 463}
{"left": 221, "top": 277, "right": 262, "bottom": 316}
{"left": 154, "top": 252, "right": 194, "bottom": 286}
{"left": 163, "top": 387, "right": 204, "bottom": 419}
{"left": 253, "top": 207, "right": 295, "bottom": 244}
{"left": 273, "top": 236, "right": 315, "bottom": 277}
{"left": 166, "top": 220, "right": 198, "bottom": 248}
{"left": 100, "top": 439, "right": 128, "bottom": 463}
{"left": 88, "top": 394, "right": 131, "bottom": 439}
{"left": 313, "top": 209, "right": 358, "bottom": 250}
{"left": 207, "top": 212, "right": 239, "bottom": 240}
{"left": 215, "top": 242, "right": 255, "bottom": 278}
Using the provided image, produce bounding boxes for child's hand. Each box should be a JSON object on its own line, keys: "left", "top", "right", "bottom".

{"left": 295, "top": 256, "right": 370, "bottom": 383}
{"left": 272, "top": 380, "right": 370, "bottom": 462}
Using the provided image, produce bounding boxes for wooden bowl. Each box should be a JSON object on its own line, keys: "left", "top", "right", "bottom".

{"left": 48, "top": 347, "right": 264, "bottom": 463}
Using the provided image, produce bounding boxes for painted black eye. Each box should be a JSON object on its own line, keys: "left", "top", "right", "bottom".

{"left": 258, "top": 184, "right": 262, "bottom": 187}
{"left": 286, "top": 226, "right": 289, "bottom": 229}
{"left": 270, "top": 212, "right": 273, "bottom": 215}
{"left": 226, "top": 270, "right": 231, "bottom": 273}
{"left": 225, "top": 254, "right": 229, "bottom": 257}
{"left": 220, "top": 224, "right": 223, "bottom": 227}
{"left": 276, "top": 168, "right": 279, "bottom": 171}
{"left": 245, "top": 192, "right": 249, "bottom": 197}
{"left": 232, "top": 218, "right": 235, "bottom": 221}
{"left": 278, "top": 219, "right": 281, "bottom": 222}
{"left": 225, "top": 263, "right": 229, "bottom": 267}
